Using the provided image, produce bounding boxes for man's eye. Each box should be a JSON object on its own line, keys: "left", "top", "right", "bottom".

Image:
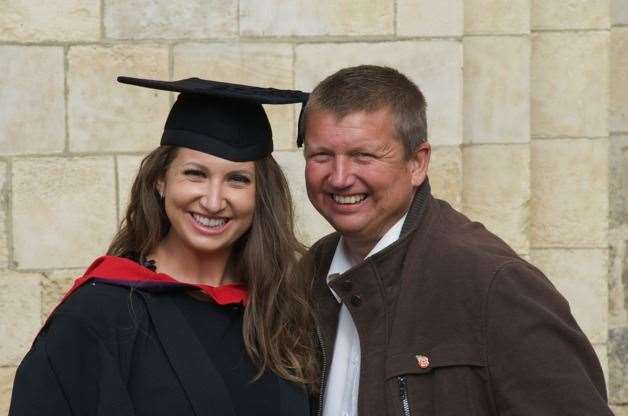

{"left": 183, "top": 169, "right": 205, "bottom": 178}
{"left": 308, "top": 153, "right": 331, "bottom": 162}
{"left": 355, "top": 152, "right": 375, "bottom": 161}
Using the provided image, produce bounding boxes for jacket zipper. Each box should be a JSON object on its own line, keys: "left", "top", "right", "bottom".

{"left": 315, "top": 323, "right": 328, "bottom": 416}
{"left": 398, "top": 376, "right": 412, "bottom": 416}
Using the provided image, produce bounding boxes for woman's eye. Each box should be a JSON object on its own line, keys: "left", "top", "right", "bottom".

{"left": 229, "top": 174, "right": 251, "bottom": 184}
{"left": 183, "top": 169, "right": 205, "bottom": 178}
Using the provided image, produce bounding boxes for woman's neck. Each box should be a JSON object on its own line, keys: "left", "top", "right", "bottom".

{"left": 149, "top": 235, "right": 235, "bottom": 287}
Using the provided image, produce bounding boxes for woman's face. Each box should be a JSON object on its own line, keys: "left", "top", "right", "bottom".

{"left": 157, "top": 148, "right": 256, "bottom": 256}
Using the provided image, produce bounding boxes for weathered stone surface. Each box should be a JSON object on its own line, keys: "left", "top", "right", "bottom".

{"left": 295, "top": 41, "right": 463, "bottom": 146}
{"left": 273, "top": 151, "right": 333, "bottom": 246}
{"left": 610, "top": 135, "right": 628, "bottom": 228}
{"left": 612, "top": 28, "right": 628, "bottom": 133}
{"left": 463, "top": 145, "right": 530, "bottom": 253}
{"left": 0, "top": 46, "right": 65, "bottom": 155}
{"left": 613, "top": 0, "right": 628, "bottom": 25}
{"left": 609, "top": 225, "right": 627, "bottom": 327}
{"left": 429, "top": 146, "right": 462, "bottom": 211}
{"left": 397, "top": 0, "right": 463, "bottom": 37}
{"left": 174, "top": 43, "right": 296, "bottom": 150}
{"left": 0, "top": 367, "right": 17, "bottom": 416}
{"left": 0, "top": 0, "right": 99, "bottom": 42}
{"left": 531, "top": 249, "right": 608, "bottom": 344}
{"left": 612, "top": 405, "right": 628, "bottom": 416}
{"left": 0, "top": 271, "right": 41, "bottom": 365}
{"left": 105, "top": 0, "right": 236, "bottom": 39}
{"left": 464, "top": 0, "right": 530, "bottom": 34}
{"left": 0, "top": 162, "right": 8, "bottom": 268}
{"left": 13, "top": 157, "right": 117, "bottom": 269}
{"left": 42, "top": 269, "right": 83, "bottom": 322}
{"left": 68, "top": 45, "right": 170, "bottom": 152}
{"left": 464, "top": 36, "right": 530, "bottom": 144}
{"left": 531, "top": 139, "right": 608, "bottom": 247}
{"left": 532, "top": 32, "right": 609, "bottom": 138}
{"left": 240, "top": 0, "right": 394, "bottom": 37}
{"left": 609, "top": 326, "right": 628, "bottom": 403}
{"left": 117, "top": 155, "right": 145, "bottom": 223}
{"left": 532, "top": 0, "right": 610, "bottom": 30}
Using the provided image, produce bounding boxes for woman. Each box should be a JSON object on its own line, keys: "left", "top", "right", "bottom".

{"left": 9, "top": 77, "right": 318, "bottom": 416}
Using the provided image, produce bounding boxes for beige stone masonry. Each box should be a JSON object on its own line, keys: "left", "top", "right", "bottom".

{"left": 613, "top": 0, "right": 628, "bottom": 25}
{"left": 174, "top": 43, "right": 296, "bottom": 150}
{"left": 612, "top": 28, "right": 628, "bottom": 132}
{"left": 0, "top": 367, "right": 17, "bottom": 416}
{"left": 531, "top": 249, "right": 608, "bottom": 344}
{"left": 104, "top": 0, "right": 237, "bottom": 39}
{"left": 273, "top": 151, "right": 333, "bottom": 246}
{"left": 532, "top": 0, "right": 610, "bottom": 30}
{"left": 117, "top": 155, "right": 145, "bottom": 222}
{"left": 68, "top": 45, "right": 170, "bottom": 153}
{"left": 465, "top": 0, "right": 530, "bottom": 34}
{"left": 0, "top": 46, "right": 65, "bottom": 156}
{"left": 531, "top": 138, "right": 608, "bottom": 247}
{"left": 42, "top": 269, "right": 83, "bottom": 322}
{"left": 464, "top": 36, "right": 530, "bottom": 144}
{"left": 295, "top": 41, "right": 462, "bottom": 146}
{"left": 239, "top": 0, "right": 394, "bottom": 37}
{"left": 0, "top": 0, "right": 100, "bottom": 42}
{"left": 429, "top": 147, "right": 462, "bottom": 211}
{"left": 13, "top": 157, "right": 117, "bottom": 269}
{"left": 397, "top": 0, "right": 463, "bottom": 37}
{"left": 532, "top": 32, "right": 609, "bottom": 138}
{"left": 462, "top": 145, "right": 530, "bottom": 254}
{"left": 0, "top": 162, "right": 8, "bottom": 268}
{"left": 0, "top": 271, "right": 41, "bottom": 365}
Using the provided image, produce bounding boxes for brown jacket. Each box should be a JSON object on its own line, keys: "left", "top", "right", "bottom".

{"left": 308, "top": 182, "right": 612, "bottom": 416}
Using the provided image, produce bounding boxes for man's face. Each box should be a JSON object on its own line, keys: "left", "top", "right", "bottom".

{"left": 304, "top": 107, "right": 429, "bottom": 249}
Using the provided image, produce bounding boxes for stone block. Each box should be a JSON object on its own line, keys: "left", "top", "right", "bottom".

{"left": 612, "top": 28, "right": 628, "bottom": 133}
{"left": 68, "top": 45, "right": 170, "bottom": 152}
{"left": 462, "top": 145, "right": 530, "bottom": 253}
{"left": 295, "top": 41, "right": 463, "bottom": 146}
{"left": 397, "top": 0, "right": 463, "bottom": 37}
{"left": 609, "top": 326, "right": 628, "bottom": 403}
{"left": 429, "top": 146, "right": 462, "bottom": 211}
{"left": 239, "top": 0, "right": 394, "bottom": 37}
{"left": 0, "top": 46, "right": 65, "bottom": 155}
{"left": 174, "top": 43, "right": 296, "bottom": 150}
{"left": 0, "top": 367, "right": 17, "bottom": 416}
{"left": 42, "top": 269, "right": 83, "bottom": 322}
{"left": 613, "top": 0, "right": 628, "bottom": 25}
{"left": 530, "top": 249, "right": 608, "bottom": 344}
{"left": 610, "top": 135, "right": 628, "bottom": 228}
{"left": 608, "top": 225, "right": 627, "bottom": 327}
{"left": 531, "top": 139, "right": 608, "bottom": 247}
{"left": 0, "top": 0, "right": 99, "bottom": 42}
{"left": 464, "top": 0, "right": 530, "bottom": 34}
{"left": 532, "top": 32, "right": 609, "bottom": 138}
{"left": 532, "top": 0, "right": 610, "bottom": 29}
{"left": 12, "top": 157, "right": 117, "bottom": 269}
{"left": 0, "top": 162, "right": 8, "bottom": 268}
{"left": 117, "top": 155, "right": 145, "bottom": 223}
{"left": 272, "top": 151, "right": 333, "bottom": 246}
{"left": 104, "top": 0, "right": 236, "bottom": 39}
{"left": 0, "top": 271, "right": 41, "bottom": 365}
{"left": 612, "top": 406, "right": 628, "bottom": 416}
{"left": 464, "top": 36, "right": 530, "bottom": 144}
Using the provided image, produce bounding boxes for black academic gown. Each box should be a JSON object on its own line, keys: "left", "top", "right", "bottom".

{"left": 9, "top": 263, "right": 309, "bottom": 416}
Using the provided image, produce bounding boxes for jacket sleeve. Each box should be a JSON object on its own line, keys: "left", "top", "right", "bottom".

{"left": 485, "top": 260, "right": 613, "bottom": 416}
{"left": 9, "top": 312, "right": 136, "bottom": 416}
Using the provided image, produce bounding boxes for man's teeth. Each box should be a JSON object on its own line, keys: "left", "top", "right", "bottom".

{"left": 192, "top": 213, "right": 227, "bottom": 228}
{"left": 333, "top": 194, "right": 367, "bottom": 204}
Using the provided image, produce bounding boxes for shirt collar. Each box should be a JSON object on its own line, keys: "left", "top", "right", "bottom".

{"left": 326, "top": 213, "right": 407, "bottom": 302}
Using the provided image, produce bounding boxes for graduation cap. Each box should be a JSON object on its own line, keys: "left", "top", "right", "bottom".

{"left": 117, "top": 76, "right": 309, "bottom": 162}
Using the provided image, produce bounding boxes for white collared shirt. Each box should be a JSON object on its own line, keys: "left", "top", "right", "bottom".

{"left": 322, "top": 214, "right": 407, "bottom": 416}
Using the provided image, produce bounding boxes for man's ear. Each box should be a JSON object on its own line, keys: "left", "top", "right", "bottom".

{"left": 409, "top": 142, "right": 431, "bottom": 187}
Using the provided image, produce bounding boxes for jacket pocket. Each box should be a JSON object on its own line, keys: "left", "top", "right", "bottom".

{"left": 385, "top": 343, "right": 491, "bottom": 416}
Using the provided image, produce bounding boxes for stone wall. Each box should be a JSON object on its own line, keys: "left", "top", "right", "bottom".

{"left": 0, "top": 0, "right": 625, "bottom": 413}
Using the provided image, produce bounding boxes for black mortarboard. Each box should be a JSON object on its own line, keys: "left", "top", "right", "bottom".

{"left": 117, "top": 76, "right": 309, "bottom": 161}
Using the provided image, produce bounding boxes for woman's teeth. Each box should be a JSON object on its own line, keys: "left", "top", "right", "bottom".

{"left": 192, "top": 213, "right": 227, "bottom": 228}
{"left": 333, "top": 194, "right": 367, "bottom": 205}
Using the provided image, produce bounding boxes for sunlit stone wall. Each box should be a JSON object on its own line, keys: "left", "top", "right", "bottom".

{"left": 0, "top": 0, "right": 625, "bottom": 413}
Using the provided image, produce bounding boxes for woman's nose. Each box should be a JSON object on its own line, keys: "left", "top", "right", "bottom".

{"left": 199, "top": 186, "right": 226, "bottom": 213}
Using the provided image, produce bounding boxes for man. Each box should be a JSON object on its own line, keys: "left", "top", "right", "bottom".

{"left": 301, "top": 65, "right": 612, "bottom": 415}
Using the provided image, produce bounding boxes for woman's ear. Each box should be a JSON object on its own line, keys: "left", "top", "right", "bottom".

{"left": 156, "top": 178, "right": 165, "bottom": 198}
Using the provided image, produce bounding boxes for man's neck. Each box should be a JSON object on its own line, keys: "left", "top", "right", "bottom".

{"left": 342, "top": 237, "right": 376, "bottom": 265}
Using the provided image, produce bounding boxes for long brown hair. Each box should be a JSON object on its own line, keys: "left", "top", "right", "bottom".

{"left": 108, "top": 146, "right": 319, "bottom": 389}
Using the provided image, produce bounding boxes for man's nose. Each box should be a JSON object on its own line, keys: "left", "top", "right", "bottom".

{"left": 199, "top": 185, "right": 226, "bottom": 213}
{"left": 329, "top": 157, "right": 354, "bottom": 188}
